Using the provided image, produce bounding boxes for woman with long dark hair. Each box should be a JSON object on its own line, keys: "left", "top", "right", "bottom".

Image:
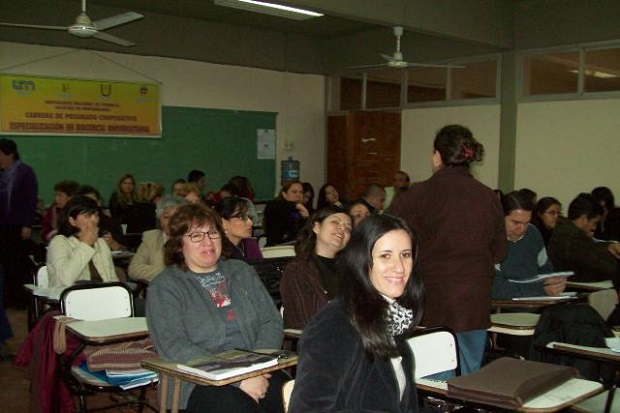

{"left": 290, "top": 214, "right": 423, "bottom": 412}
{"left": 279, "top": 205, "right": 351, "bottom": 329}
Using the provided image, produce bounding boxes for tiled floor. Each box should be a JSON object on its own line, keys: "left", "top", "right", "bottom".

{"left": 0, "top": 308, "right": 158, "bottom": 412}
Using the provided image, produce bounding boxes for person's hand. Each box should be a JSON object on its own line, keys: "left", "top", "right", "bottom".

{"left": 239, "top": 374, "right": 270, "bottom": 402}
{"left": 21, "top": 226, "right": 32, "bottom": 240}
{"left": 543, "top": 276, "right": 567, "bottom": 296}
{"left": 608, "top": 243, "right": 620, "bottom": 259}
{"left": 78, "top": 223, "right": 99, "bottom": 246}
{"left": 101, "top": 231, "right": 120, "bottom": 250}
{"left": 296, "top": 203, "right": 309, "bottom": 218}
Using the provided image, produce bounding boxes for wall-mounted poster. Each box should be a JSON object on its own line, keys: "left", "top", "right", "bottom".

{"left": 0, "top": 74, "right": 161, "bottom": 138}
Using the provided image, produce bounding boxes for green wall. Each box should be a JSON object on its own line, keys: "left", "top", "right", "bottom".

{"left": 8, "top": 106, "right": 276, "bottom": 205}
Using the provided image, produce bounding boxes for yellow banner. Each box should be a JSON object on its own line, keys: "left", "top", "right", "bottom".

{"left": 0, "top": 75, "right": 161, "bottom": 137}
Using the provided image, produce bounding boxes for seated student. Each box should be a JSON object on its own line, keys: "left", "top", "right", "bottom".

{"left": 356, "top": 184, "right": 387, "bottom": 215}
{"left": 41, "top": 180, "right": 80, "bottom": 243}
{"left": 289, "top": 214, "right": 422, "bottom": 413}
{"left": 75, "top": 185, "right": 127, "bottom": 252}
{"left": 47, "top": 196, "right": 118, "bottom": 287}
{"left": 215, "top": 196, "right": 262, "bottom": 261}
{"left": 146, "top": 203, "right": 286, "bottom": 413}
{"left": 592, "top": 186, "right": 620, "bottom": 241}
{"left": 531, "top": 197, "right": 562, "bottom": 246}
{"left": 177, "top": 182, "right": 202, "bottom": 204}
{"left": 263, "top": 181, "right": 308, "bottom": 246}
{"left": 108, "top": 174, "right": 138, "bottom": 224}
{"left": 279, "top": 206, "right": 352, "bottom": 329}
{"left": 128, "top": 196, "right": 186, "bottom": 282}
{"left": 125, "top": 181, "right": 164, "bottom": 234}
{"left": 548, "top": 192, "right": 620, "bottom": 285}
{"left": 316, "top": 183, "right": 345, "bottom": 210}
{"left": 491, "top": 191, "right": 566, "bottom": 299}
{"left": 302, "top": 182, "right": 315, "bottom": 215}
{"left": 384, "top": 170, "right": 410, "bottom": 210}
{"left": 347, "top": 200, "right": 371, "bottom": 228}
{"left": 171, "top": 178, "right": 186, "bottom": 196}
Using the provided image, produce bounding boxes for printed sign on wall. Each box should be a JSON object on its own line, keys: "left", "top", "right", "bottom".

{"left": 0, "top": 74, "right": 161, "bottom": 137}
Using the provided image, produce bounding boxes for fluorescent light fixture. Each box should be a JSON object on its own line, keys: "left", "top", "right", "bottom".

{"left": 569, "top": 69, "right": 618, "bottom": 79}
{"left": 214, "top": 0, "right": 323, "bottom": 21}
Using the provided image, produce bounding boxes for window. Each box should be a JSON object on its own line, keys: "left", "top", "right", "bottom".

{"left": 523, "top": 52, "right": 579, "bottom": 96}
{"left": 521, "top": 44, "right": 620, "bottom": 98}
{"left": 450, "top": 60, "right": 497, "bottom": 100}
{"left": 407, "top": 67, "right": 446, "bottom": 103}
{"left": 584, "top": 48, "right": 620, "bottom": 93}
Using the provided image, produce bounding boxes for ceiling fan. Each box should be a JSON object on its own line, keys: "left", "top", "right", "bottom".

{"left": 0, "top": 0, "right": 143, "bottom": 47}
{"left": 349, "top": 26, "right": 463, "bottom": 70}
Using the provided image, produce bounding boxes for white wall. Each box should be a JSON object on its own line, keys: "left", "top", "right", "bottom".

{"left": 515, "top": 99, "right": 620, "bottom": 209}
{"left": 0, "top": 41, "right": 326, "bottom": 199}
{"left": 401, "top": 105, "right": 502, "bottom": 189}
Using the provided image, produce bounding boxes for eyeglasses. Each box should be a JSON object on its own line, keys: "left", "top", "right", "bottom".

{"left": 230, "top": 214, "right": 253, "bottom": 221}
{"left": 186, "top": 230, "right": 220, "bottom": 243}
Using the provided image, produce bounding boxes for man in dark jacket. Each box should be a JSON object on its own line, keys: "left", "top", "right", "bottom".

{"left": 548, "top": 193, "right": 620, "bottom": 287}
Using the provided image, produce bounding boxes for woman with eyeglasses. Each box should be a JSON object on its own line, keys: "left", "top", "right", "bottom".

{"left": 531, "top": 197, "right": 562, "bottom": 246}
{"left": 146, "top": 203, "right": 286, "bottom": 413}
{"left": 215, "top": 196, "right": 263, "bottom": 260}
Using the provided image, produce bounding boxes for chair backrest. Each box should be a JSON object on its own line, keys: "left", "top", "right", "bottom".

{"left": 260, "top": 245, "right": 296, "bottom": 258}
{"left": 282, "top": 379, "right": 295, "bottom": 413}
{"left": 60, "top": 282, "right": 133, "bottom": 320}
{"left": 588, "top": 288, "right": 619, "bottom": 321}
{"left": 36, "top": 265, "right": 49, "bottom": 288}
{"left": 407, "top": 327, "right": 459, "bottom": 379}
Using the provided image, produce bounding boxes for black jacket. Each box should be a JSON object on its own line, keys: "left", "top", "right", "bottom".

{"left": 290, "top": 299, "right": 419, "bottom": 413}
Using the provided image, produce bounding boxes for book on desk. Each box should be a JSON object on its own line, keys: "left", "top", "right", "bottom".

{"left": 176, "top": 349, "right": 279, "bottom": 381}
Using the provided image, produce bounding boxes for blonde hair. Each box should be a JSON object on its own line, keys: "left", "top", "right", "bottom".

{"left": 136, "top": 182, "right": 164, "bottom": 202}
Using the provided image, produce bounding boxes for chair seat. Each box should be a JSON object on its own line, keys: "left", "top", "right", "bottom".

{"left": 488, "top": 312, "right": 540, "bottom": 336}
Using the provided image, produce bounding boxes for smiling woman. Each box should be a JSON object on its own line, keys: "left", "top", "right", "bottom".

{"left": 279, "top": 205, "right": 352, "bottom": 329}
{"left": 146, "top": 203, "right": 287, "bottom": 413}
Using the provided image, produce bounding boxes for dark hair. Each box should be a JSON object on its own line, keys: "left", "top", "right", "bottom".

{"left": 57, "top": 195, "right": 100, "bottom": 237}
{"left": 215, "top": 196, "right": 249, "bottom": 220}
{"left": 54, "top": 180, "right": 80, "bottom": 196}
{"left": 501, "top": 191, "right": 533, "bottom": 215}
{"left": 396, "top": 171, "right": 410, "bottom": 183}
{"left": 433, "top": 124, "right": 484, "bottom": 167}
{"left": 536, "top": 197, "right": 561, "bottom": 215}
{"left": 187, "top": 170, "right": 205, "bottom": 183}
{"left": 591, "top": 187, "right": 615, "bottom": 212}
{"left": 0, "top": 138, "right": 20, "bottom": 160}
{"left": 228, "top": 175, "right": 255, "bottom": 200}
{"left": 164, "top": 203, "right": 223, "bottom": 269}
{"left": 568, "top": 193, "right": 604, "bottom": 221}
{"left": 294, "top": 205, "right": 349, "bottom": 259}
{"left": 302, "top": 182, "right": 315, "bottom": 210}
{"left": 316, "top": 183, "right": 339, "bottom": 210}
{"left": 340, "top": 214, "right": 424, "bottom": 359}
{"left": 518, "top": 188, "right": 537, "bottom": 204}
{"left": 219, "top": 183, "right": 240, "bottom": 197}
{"left": 75, "top": 184, "right": 101, "bottom": 202}
{"left": 277, "top": 181, "right": 302, "bottom": 200}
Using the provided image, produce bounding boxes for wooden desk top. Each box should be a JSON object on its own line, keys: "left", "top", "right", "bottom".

{"left": 416, "top": 377, "right": 603, "bottom": 412}
{"left": 65, "top": 317, "right": 148, "bottom": 345}
{"left": 142, "top": 352, "right": 297, "bottom": 387}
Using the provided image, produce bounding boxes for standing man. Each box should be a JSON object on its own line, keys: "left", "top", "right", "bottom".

{"left": 0, "top": 138, "right": 38, "bottom": 352}
{"left": 390, "top": 125, "right": 506, "bottom": 375}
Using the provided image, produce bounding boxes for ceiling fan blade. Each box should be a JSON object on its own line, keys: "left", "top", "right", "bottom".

{"left": 345, "top": 63, "right": 388, "bottom": 70}
{"left": 407, "top": 62, "right": 466, "bottom": 69}
{"left": 380, "top": 54, "right": 396, "bottom": 62}
{"left": 92, "top": 31, "right": 135, "bottom": 47}
{"left": 0, "top": 22, "right": 67, "bottom": 31}
{"left": 94, "top": 11, "right": 143, "bottom": 30}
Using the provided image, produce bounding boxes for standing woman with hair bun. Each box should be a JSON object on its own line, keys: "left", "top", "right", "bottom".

{"left": 390, "top": 124, "right": 507, "bottom": 376}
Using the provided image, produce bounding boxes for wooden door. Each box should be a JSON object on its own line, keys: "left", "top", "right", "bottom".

{"left": 327, "top": 111, "right": 401, "bottom": 202}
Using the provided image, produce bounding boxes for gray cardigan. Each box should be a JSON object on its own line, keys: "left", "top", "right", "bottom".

{"left": 146, "top": 259, "right": 284, "bottom": 409}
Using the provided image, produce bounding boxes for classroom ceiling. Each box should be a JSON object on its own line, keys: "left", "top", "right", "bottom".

{"left": 1, "top": 0, "right": 619, "bottom": 75}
